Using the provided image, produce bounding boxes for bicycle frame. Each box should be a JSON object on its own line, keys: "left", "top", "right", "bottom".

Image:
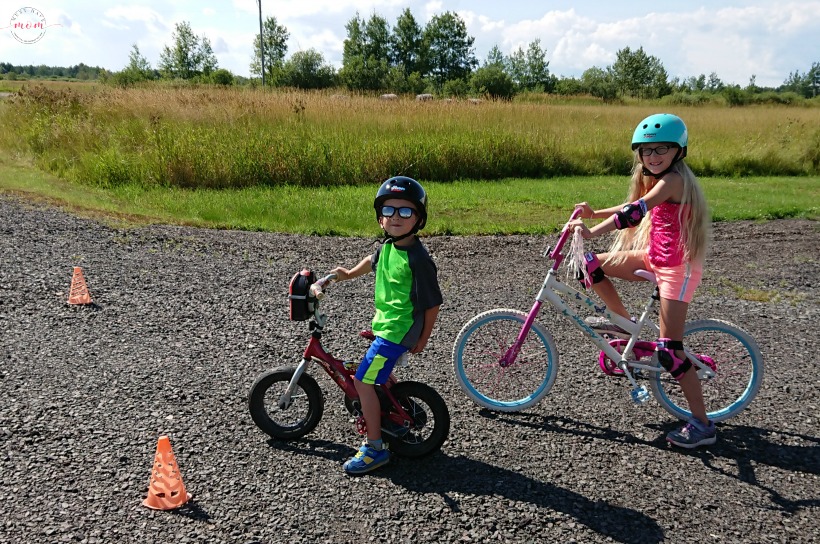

{"left": 503, "top": 210, "right": 714, "bottom": 396}
{"left": 276, "top": 292, "right": 409, "bottom": 428}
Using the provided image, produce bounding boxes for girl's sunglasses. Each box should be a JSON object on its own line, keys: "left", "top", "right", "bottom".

{"left": 380, "top": 205, "right": 416, "bottom": 219}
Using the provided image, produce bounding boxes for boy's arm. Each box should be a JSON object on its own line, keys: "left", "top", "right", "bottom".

{"left": 331, "top": 255, "right": 372, "bottom": 281}
{"left": 409, "top": 305, "right": 440, "bottom": 354}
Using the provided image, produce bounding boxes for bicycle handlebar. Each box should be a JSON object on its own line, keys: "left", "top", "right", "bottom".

{"left": 547, "top": 208, "right": 583, "bottom": 268}
{"left": 309, "top": 273, "right": 338, "bottom": 300}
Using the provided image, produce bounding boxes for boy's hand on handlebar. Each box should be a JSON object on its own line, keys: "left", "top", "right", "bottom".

{"left": 330, "top": 267, "right": 351, "bottom": 281}
{"left": 574, "top": 202, "right": 595, "bottom": 219}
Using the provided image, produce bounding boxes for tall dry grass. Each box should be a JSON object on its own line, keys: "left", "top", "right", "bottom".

{"left": 1, "top": 84, "right": 818, "bottom": 189}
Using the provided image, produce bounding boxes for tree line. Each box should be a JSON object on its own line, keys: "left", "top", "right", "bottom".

{"left": 4, "top": 7, "right": 819, "bottom": 103}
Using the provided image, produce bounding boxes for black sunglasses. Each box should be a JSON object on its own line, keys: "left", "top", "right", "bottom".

{"left": 380, "top": 205, "right": 416, "bottom": 219}
{"left": 638, "top": 145, "right": 673, "bottom": 157}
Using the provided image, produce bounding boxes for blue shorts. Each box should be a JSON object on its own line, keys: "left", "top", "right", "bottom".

{"left": 355, "top": 336, "right": 407, "bottom": 385}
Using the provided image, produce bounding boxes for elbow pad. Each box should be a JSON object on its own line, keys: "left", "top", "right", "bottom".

{"left": 613, "top": 199, "right": 648, "bottom": 230}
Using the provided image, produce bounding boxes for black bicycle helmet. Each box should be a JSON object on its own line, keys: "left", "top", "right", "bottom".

{"left": 374, "top": 176, "right": 428, "bottom": 231}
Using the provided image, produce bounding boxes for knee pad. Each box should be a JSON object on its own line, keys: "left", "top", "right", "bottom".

{"left": 656, "top": 338, "right": 692, "bottom": 381}
{"left": 577, "top": 252, "right": 605, "bottom": 289}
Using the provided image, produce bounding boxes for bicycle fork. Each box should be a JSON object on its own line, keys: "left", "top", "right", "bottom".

{"left": 500, "top": 300, "right": 544, "bottom": 367}
{"left": 279, "top": 358, "right": 311, "bottom": 409}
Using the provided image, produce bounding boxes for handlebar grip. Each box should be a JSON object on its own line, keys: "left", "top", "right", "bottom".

{"left": 309, "top": 273, "right": 338, "bottom": 300}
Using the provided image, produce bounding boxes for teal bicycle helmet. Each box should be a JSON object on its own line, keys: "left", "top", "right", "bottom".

{"left": 632, "top": 113, "right": 688, "bottom": 154}
{"left": 631, "top": 113, "right": 688, "bottom": 176}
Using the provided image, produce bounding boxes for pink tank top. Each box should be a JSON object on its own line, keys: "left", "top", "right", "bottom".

{"left": 648, "top": 201, "right": 688, "bottom": 267}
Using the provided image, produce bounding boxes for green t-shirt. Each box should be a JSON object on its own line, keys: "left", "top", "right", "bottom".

{"left": 370, "top": 238, "right": 443, "bottom": 348}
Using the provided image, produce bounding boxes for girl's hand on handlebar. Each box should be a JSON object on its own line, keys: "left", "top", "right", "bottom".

{"left": 568, "top": 219, "right": 593, "bottom": 239}
{"left": 574, "top": 202, "right": 595, "bottom": 219}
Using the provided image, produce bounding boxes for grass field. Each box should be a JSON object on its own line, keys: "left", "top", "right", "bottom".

{"left": 0, "top": 83, "right": 817, "bottom": 235}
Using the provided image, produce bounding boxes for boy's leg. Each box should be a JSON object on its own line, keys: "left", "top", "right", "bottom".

{"left": 344, "top": 337, "right": 404, "bottom": 474}
{"left": 354, "top": 379, "right": 381, "bottom": 443}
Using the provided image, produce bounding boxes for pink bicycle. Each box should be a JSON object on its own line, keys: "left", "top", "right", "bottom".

{"left": 452, "top": 211, "right": 763, "bottom": 422}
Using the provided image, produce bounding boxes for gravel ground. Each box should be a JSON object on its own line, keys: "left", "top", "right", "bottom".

{"left": 0, "top": 194, "right": 818, "bottom": 544}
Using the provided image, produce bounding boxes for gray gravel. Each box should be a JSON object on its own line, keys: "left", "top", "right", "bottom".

{"left": 1, "top": 194, "right": 818, "bottom": 544}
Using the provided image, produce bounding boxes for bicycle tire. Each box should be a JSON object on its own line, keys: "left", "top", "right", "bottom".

{"left": 383, "top": 381, "right": 450, "bottom": 458}
{"left": 452, "top": 309, "right": 559, "bottom": 412}
{"left": 248, "top": 367, "right": 324, "bottom": 439}
{"left": 648, "top": 319, "right": 763, "bottom": 422}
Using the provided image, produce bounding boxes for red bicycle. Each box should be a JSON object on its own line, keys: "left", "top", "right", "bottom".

{"left": 249, "top": 271, "right": 450, "bottom": 457}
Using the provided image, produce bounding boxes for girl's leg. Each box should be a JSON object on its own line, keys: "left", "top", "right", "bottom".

{"left": 592, "top": 250, "right": 646, "bottom": 318}
{"left": 659, "top": 297, "right": 708, "bottom": 424}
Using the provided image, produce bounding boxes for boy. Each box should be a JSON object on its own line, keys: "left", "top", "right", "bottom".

{"left": 331, "top": 176, "right": 442, "bottom": 474}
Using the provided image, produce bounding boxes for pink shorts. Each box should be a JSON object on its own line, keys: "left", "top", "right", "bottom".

{"left": 642, "top": 253, "right": 702, "bottom": 303}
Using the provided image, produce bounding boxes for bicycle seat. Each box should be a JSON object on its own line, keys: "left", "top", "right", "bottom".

{"left": 634, "top": 269, "right": 657, "bottom": 284}
{"left": 359, "top": 330, "right": 376, "bottom": 341}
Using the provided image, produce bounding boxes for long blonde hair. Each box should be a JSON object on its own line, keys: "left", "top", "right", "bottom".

{"left": 607, "top": 156, "right": 710, "bottom": 264}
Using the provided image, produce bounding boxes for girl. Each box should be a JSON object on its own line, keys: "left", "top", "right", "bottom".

{"left": 570, "top": 113, "right": 715, "bottom": 448}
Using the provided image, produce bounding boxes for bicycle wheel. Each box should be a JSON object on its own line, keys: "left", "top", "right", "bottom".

{"left": 452, "top": 309, "right": 559, "bottom": 412}
{"left": 382, "top": 381, "right": 450, "bottom": 458}
{"left": 248, "top": 367, "right": 324, "bottom": 439}
{"left": 649, "top": 319, "right": 763, "bottom": 422}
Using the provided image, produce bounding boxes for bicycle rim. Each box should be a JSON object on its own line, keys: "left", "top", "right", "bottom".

{"left": 649, "top": 319, "right": 763, "bottom": 422}
{"left": 452, "top": 309, "right": 558, "bottom": 412}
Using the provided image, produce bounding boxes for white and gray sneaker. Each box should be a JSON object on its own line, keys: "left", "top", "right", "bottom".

{"left": 585, "top": 316, "right": 631, "bottom": 339}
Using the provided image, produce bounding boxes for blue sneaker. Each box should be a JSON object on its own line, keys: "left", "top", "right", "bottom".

{"left": 666, "top": 417, "right": 717, "bottom": 448}
{"left": 343, "top": 443, "right": 390, "bottom": 474}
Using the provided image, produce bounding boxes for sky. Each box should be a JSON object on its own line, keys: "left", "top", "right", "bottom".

{"left": 1, "top": 1, "right": 818, "bottom": 88}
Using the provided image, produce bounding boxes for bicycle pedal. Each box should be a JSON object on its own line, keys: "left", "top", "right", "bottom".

{"left": 630, "top": 386, "right": 651, "bottom": 404}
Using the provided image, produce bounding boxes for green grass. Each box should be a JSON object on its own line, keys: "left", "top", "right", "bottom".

{"left": 2, "top": 85, "right": 819, "bottom": 194}
{"left": 1, "top": 155, "right": 816, "bottom": 235}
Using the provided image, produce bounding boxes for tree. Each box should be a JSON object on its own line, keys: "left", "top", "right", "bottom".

{"left": 250, "top": 16, "right": 289, "bottom": 86}
{"left": 423, "top": 11, "right": 477, "bottom": 89}
{"left": 125, "top": 44, "right": 152, "bottom": 78}
{"left": 339, "top": 13, "right": 391, "bottom": 90}
{"left": 158, "top": 21, "right": 218, "bottom": 79}
{"left": 281, "top": 49, "right": 336, "bottom": 89}
{"left": 706, "top": 72, "right": 724, "bottom": 92}
{"left": 470, "top": 65, "right": 515, "bottom": 100}
{"left": 581, "top": 66, "right": 617, "bottom": 101}
{"left": 609, "top": 46, "right": 667, "bottom": 98}
{"left": 484, "top": 45, "right": 504, "bottom": 68}
{"left": 111, "top": 44, "right": 154, "bottom": 86}
{"left": 525, "top": 39, "right": 551, "bottom": 92}
{"left": 390, "top": 8, "right": 423, "bottom": 76}
{"left": 505, "top": 46, "right": 526, "bottom": 89}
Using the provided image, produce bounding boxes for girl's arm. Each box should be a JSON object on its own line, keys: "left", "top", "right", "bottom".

{"left": 575, "top": 201, "right": 625, "bottom": 220}
{"left": 573, "top": 172, "right": 684, "bottom": 239}
{"left": 331, "top": 255, "right": 372, "bottom": 281}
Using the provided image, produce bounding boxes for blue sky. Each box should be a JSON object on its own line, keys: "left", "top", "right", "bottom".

{"left": 2, "top": 1, "right": 818, "bottom": 87}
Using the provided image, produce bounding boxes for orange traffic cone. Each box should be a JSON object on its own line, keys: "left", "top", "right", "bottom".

{"left": 142, "top": 435, "right": 192, "bottom": 510}
{"left": 67, "top": 266, "right": 93, "bottom": 305}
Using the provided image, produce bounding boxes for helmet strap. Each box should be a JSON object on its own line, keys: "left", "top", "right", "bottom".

{"left": 376, "top": 220, "right": 420, "bottom": 245}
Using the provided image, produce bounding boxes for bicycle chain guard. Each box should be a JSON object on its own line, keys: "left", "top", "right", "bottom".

{"left": 599, "top": 339, "right": 656, "bottom": 376}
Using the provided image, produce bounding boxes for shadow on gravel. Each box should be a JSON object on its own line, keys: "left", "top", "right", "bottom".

{"left": 487, "top": 411, "right": 820, "bottom": 516}
{"left": 167, "top": 501, "right": 213, "bottom": 523}
{"left": 384, "top": 452, "right": 663, "bottom": 544}
{"left": 484, "top": 411, "right": 669, "bottom": 448}
{"left": 669, "top": 423, "right": 820, "bottom": 515}
{"left": 264, "top": 437, "right": 664, "bottom": 544}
